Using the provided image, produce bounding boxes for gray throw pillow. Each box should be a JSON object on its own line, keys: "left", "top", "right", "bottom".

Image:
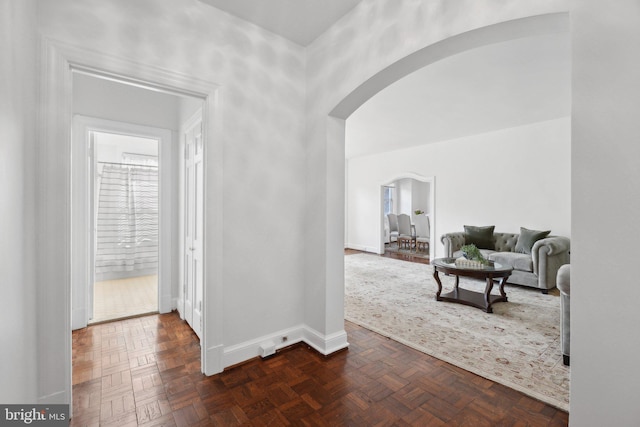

{"left": 515, "top": 227, "right": 551, "bottom": 254}
{"left": 464, "top": 225, "right": 495, "bottom": 250}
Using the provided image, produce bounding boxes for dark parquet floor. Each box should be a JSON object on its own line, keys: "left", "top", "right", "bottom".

{"left": 71, "top": 310, "right": 568, "bottom": 426}
{"left": 346, "top": 247, "right": 431, "bottom": 265}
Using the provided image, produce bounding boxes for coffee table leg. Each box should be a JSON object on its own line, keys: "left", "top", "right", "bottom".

{"left": 484, "top": 276, "right": 494, "bottom": 313}
{"left": 498, "top": 277, "right": 508, "bottom": 300}
{"left": 433, "top": 270, "right": 443, "bottom": 300}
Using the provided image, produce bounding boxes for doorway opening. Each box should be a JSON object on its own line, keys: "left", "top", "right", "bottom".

{"left": 72, "top": 113, "right": 173, "bottom": 332}
{"left": 42, "top": 39, "right": 225, "bottom": 407}
{"left": 90, "top": 132, "right": 160, "bottom": 324}
{"left": 70, "top": 69, "right": 207, "bottom": 340}
{"left": 380, "top": 175, "right": 435, "bottom": 262}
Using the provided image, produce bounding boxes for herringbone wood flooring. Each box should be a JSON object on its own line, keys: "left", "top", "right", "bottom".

{"left": 71, "top": 312, "right": 568, "bottom": 426}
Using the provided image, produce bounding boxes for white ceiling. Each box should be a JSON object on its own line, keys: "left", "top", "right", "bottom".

{"left": 198, "top": 0, "right": 363, "bottom": 46}
{"left": 346, "top": 32, "right": 571, "bottom": 159}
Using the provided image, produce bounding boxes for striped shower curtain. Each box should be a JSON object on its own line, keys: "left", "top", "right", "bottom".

{"left": 95, "top": 164, "right": 158, "bottom": 281}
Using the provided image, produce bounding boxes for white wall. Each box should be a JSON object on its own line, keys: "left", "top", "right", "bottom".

{"left": 411, "top": 180, "right": 429, "bottom": 216}
{"left": 397, "top": 178, "right": 413, "bottom": 215}
{"left": 346, "top": 118, "right": 571, "bottom": 256}
{"left": 0, "top": 0, "right": 38, "bottom": 403}
{"left": 571, "top": 1, "right": 640, "bottom": 425}
{"left": 36, "top": 0, "right": 307, "bottom": 400}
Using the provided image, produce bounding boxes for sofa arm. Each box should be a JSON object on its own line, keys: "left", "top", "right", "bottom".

{"left": 533, "top": 236, "right": 570, "bottom": 257}
{"left": 532, "top": 236, "right": 571, "bottom": 289}
{"left": 440, "top": 232, "right": 466, "bottom": 257}
{"left": 557, "top": 264, "right": 570, "bottom": 296}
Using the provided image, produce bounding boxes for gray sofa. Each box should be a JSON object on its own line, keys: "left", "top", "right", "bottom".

{"left": 440, "top": 231, "right": 570, "bottom": 293}
{"left": 557, "top": 264, "right": 570, "bottom": 365}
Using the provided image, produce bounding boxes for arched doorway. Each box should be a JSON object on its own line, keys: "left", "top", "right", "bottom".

{"left": 336, "top": 15, "right": 567, "bottom": 412}
{"left": 378, "top": 174, "right": 435, "bottom": 261}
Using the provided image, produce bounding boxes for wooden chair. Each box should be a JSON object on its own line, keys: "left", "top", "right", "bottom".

{"left": 414, "top": 215, "right": 430, "bottom": 253}
{"left": 396, "top": 214, "right": 415, "bottom": 250}
{"left": 387, "top": 213, "right": 399, "bottom": 244}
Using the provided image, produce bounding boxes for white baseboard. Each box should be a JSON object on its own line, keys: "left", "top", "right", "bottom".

{"left": 219, "top": 324, "right": 349, "bottom": 371}
{"left": 303, "top": 325, "right": 349, "bottom": 355}
{"left": 176, "top": 298, "right": 184, "bottom": 319}
{"left": 203, "top": 344, "right": 224, "bottom": 376}
{"left": 222, "top": 325, "right": 305, "bottom": 369}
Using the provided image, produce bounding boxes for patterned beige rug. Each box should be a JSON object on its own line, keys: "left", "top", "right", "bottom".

{"left": 344, "top": 253, "right": 569, "bottom": 411}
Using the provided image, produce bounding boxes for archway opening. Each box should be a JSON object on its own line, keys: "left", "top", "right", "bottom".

{"left": 337, "top": 13, "right": 571, "bottom": 411}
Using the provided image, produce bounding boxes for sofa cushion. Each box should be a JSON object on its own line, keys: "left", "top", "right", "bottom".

{"left": 488, "top": 252, "right": 533, "bottom": 272}
{"left": 515, "top": 227, "right": 551, "bottom": 254}
{"left": 492, "top": 233, "right": 519, "bottom": 253}
{"left": 464, "top": 225, "right": 495, "bottom": 250}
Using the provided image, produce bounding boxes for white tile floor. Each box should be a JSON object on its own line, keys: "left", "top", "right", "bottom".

{"left": 91, "top": 274, "right": 158, "bottom": 324}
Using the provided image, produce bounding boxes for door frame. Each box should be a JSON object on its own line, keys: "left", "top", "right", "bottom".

{"left": 38, "top": 39, "right": 224, "bottom": 405}
{"left": 71, "top": 115, "right": 171, "bottom": 328}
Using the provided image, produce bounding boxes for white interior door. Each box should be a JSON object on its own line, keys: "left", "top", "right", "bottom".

{"left": 184, "top": 116, "right": 204, "bottom": 339}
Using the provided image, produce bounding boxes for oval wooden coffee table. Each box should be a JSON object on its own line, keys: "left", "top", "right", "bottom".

{"left": 432, "top": 257, "right": 513, "bottom": 313}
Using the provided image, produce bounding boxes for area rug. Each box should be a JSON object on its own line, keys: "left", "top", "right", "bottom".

{"left": 344, "top": 253, "right": 570, "bottom": 411}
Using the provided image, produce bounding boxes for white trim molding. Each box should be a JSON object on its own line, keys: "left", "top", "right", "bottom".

{"left": 204, "top": 344, "right": 224, "bottom": 377}
{"left": 223, "top": 326, "right": 307, "bottom": 369}
{"left": 303, "top": 325, "right": 350, "bottom": 356}
{"left": 37, "top": 35, "right": 73, "bottom": 406}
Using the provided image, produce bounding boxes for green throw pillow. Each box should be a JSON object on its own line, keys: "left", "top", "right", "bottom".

{"left": 515, "top": 227, "right": 551, "bottom": 254}
{"left": 463, "top": 225, "right": 495, "bottom": 250}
